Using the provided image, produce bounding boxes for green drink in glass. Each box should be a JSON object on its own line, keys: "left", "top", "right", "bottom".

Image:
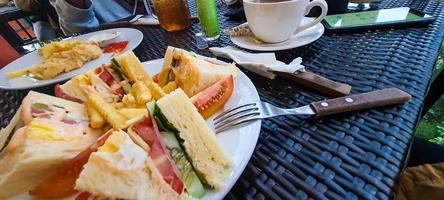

{"left": 195, "top": 0, "right": 220, "bottom": 40}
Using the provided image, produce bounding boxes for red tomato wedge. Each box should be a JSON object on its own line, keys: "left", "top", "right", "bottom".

{"left": 103, "top": 41, "right": 128, "bottom": 54}
{"left": 29, "top": 132, "right": 111, "bottom": 198}
{"left": 191, "top": 75, "right": 234, "bottom": 119}
{"left": 133, "top": 117, "right": 185, "bottom": 194}
{"left": 54, "top": 84, "right": 83, "bottom": 103}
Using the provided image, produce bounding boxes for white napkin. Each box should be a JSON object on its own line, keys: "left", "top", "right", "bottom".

{"left": 209, "top": 46, "right": 305, "bottom": 79}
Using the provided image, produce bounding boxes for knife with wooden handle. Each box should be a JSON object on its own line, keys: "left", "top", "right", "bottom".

{"left": 310, "top": 87, "right": 411, "bottom": 117}
{"left": 275, "top": 71, "right": 352, "bottom": 97}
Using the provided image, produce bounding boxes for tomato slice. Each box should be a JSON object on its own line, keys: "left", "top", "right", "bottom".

{"left": 29, "top": 132, "right": 111, "bottom": 198}
{"left": 191, "top": 75, "right": 234, "bottom": 119}
{"left": 133, "top": 117, "right": 185, "bottom": 194}
{"left": 54, "top": 84, "right": 83, "bottom": 103}
{"left": 103, "top": 41, "right": 129, "bottom": 54}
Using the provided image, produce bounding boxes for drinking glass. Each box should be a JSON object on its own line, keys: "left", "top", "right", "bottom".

{"left": 151, "top": 0, "right": 191, "bottom": 31}
{"left": 195, "top": 0, "right": 220, "bottom": 40}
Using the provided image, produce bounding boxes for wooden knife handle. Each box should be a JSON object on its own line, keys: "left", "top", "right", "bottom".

{"left": 311, "top": 88, "right": 411, "bottom": 117}
{"left": 276, "top": 71, "right": 352, "bottom": 97}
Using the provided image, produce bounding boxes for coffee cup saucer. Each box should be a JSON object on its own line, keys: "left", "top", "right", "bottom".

{"left": 230, "top": 17, "right": 324, "bottom": 51}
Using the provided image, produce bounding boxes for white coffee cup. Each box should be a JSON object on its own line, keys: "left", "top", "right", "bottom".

{"left": 243, "top": 0, "right": 328, "bottom": 43}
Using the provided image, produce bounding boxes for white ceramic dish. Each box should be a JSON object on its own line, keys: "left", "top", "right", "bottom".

{"left": 230, "top": 17, "right": 324, "bottom": 51}
{"left": 10, "top": 59, "right": 262, "bottom": 200}
{"left": 0, "top": 28, "right": 143, "bottom": 90}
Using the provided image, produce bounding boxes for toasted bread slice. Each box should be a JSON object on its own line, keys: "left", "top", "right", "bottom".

{"left": 162, "top": 46, "right": 239, "bottom": 97}
{"left": 114, "top": 51, "right": 152, "bottom": 82}
{"left": 156, "top": 89, "right": 232, "bottom": 189}
{"left": 0, "top": 91, "right": 101, "bottom": 199}
{"left": 75, "top": 130, "right": 184, "bottom": 200}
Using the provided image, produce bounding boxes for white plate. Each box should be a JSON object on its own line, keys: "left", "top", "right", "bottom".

{"left": 0, "top": 28, "right": 143, "bottom": 90}
{"left": 230, "top": 17, "right": 324, "bottom": 51}
{"left": 11, "top": 59, "right": 261, "bottom": 200}
{"left": 144, "top": 59, "right": 262, "bottom": 200}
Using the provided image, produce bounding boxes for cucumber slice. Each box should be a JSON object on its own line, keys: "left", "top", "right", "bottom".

{"left": 153, "top": 103, "right": 179, "bottom": 134}
{"left": 161, "top": 131, "right": 206, "bottom": 198}
{"left": 111, "top": 58, "right": 126, "bottom": 81}
{"left": 31, "top": 103, "right": 49, "bottom": 110}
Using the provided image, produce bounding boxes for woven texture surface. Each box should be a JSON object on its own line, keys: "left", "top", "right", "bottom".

{"left": 1, "top": 0, "right": 444, "bottom": 199}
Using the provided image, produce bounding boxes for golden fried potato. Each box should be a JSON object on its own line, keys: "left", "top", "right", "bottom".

{"left": 87, "top": 90, "right": 127, "bottom": 130}
{"left": 122, "top": 94, "right": 137, "bottom": 108}
{"left": 131, "top": 81, "right": 152, "bottom": 105}
{"left": 117, "top": 108, "right": 147, "bottom": 120}
{"left": 85, "top": 101, "right": 105, "bottom": 128}
{"left": 162, "top": 81, "right": 177, "bottom": 94}
{"left": 144, "top": 81, "right": 166, "bottom": 100}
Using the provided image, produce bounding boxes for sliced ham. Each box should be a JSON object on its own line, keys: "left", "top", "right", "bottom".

{"left": 133, "top": 117, "right": 185, "bottom": 194}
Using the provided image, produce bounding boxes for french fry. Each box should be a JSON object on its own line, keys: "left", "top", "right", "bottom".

{"left": 85, "top": 101, "right": 105, "bottom": 128}
{"left": 162, "top": 81, "right": 177, "bottom": 94}
{"left": 144, "top": 81, "right": 166, "bottom": 100}
{"left": 113, "top": 102, "right": 125, "bottom": 109}
{"left": 122, "top": 94, "right": 137, "bottom": 108}
{"left": 87, "top": 90, "right": 127, "bottom": 130}
{"left": 132, "top": 81, "right": 152, "bottom": 105}
{"left": 117, "top": 108, "right": 147, "bottom": 120}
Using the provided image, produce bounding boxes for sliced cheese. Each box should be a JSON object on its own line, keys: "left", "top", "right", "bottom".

{"left": 98, "top": 131, "right": 126, "bottom": 153}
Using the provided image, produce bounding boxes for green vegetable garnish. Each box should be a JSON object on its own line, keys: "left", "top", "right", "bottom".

{"left": 111, "top": 58, "right": 126, "bottom": 81}
{"left": 161, "top": 131, "right": 206, "bottom": 198}
{"left": 53, "top": 104, "right": 65, "bottom": 109}
{"left": 153, "top": 103, "right": 179, "bottom": 134}
{"left": 31, "top": 103, "right": 49, "bottom": 110}
{"left": 149, "top": 101, "right": 206, "bottom": 197}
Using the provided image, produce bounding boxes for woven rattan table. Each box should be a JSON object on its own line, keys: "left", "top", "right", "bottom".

{"left": 2, "top": 0, "right": 444, "bottom": 199}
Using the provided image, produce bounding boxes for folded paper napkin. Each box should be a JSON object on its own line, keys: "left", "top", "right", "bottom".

{"left": 209, "top": 46, "right": 305, "bottom": 79}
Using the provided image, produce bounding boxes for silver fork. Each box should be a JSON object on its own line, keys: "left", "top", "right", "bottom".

{"left": 213, "top": 88, "right": 412, "bottom": 133}
{"left": 214, "top": 101, "right": 314, "bottom": 133}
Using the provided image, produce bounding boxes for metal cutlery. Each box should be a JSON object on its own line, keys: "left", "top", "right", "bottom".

{"left": 214, "top": 88, "right": 411, "bottom": 133}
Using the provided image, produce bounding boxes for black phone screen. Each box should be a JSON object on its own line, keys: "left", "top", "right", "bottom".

{"left": 323, "top": 7, "right": 433, "bottom": 28}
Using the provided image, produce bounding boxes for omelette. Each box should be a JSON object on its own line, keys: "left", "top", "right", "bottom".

{"left": 5, "top": 40, "right": 102, "bottom": 80}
